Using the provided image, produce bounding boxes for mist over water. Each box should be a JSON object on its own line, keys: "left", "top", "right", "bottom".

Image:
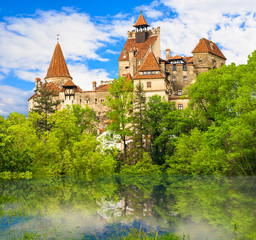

{"left": 0, "top": 175, "right": 255, "bottom": 239}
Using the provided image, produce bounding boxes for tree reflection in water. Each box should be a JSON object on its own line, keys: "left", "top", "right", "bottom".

{"left": 0, "top": 176, "right": 255, "bottom": 240}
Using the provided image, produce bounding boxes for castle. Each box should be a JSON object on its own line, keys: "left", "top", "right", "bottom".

{"left": 29, "top": 12, "right": 226, "bottom": 128}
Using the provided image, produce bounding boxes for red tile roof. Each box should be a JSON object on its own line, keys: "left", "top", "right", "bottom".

{"left": 28, "top": 82, "right": 61, "bottom": 100}
{"left": 126, "top": 73, "right": 132, "bottom": 81}
{"left": 133, "top": 73, "right": 165, "bottom": 80}
{"left": 138, "top": 52, "right": 161, "bottom": 71}
{"left": 45, "top": 42, "right": 72, "bottom": 79}
{"left": 192, "top": 38, "right": 226, "bottom": 60}
{"left": 133, "top": 51, "right": 165, "bottom": 79}
{"left": 28, "top": 93, "right": 38, "bottom": 101}
{"left": 118, "top": 35, "right": 158, "bottom": 61}
{"left": 170, "top": 55, "right": 182, "bottom": 60}
{"left": 44, "top": 82, "right": 61, "bottom": 95}
{"left": 95, "top": 84, "right": 109, "bottom": 92}
{"left": 133, "top": 13, "right": 150, "bottom": 27}
{"left": 184, "top": 56, "right": 193, "bottom": 63}
{"left": 62, "top": 79, "right": 76, "bottom": 87}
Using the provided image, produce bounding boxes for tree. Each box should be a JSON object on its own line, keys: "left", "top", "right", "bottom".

{"left": 166, "top": 127, "right": 230, "bottom": 175}
{"left": 32, "top": 84, "right": 61, "bottom": 133}
{"left": 32, "top": 84, "right": 61, "bottom": 115}
{"left": 187, "top": 63, "right": 239, "bottom": 125}
{"left": 105, "top": 76, "right": 134, "bottom": 162}
{"left": 130, "top": 81, "right": 148, "bottom": 161}
{"left": 65, "top": 104, "right": 97, "bottom": 135}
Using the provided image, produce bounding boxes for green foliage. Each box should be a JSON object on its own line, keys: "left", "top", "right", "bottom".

{"left": 167, "top": 128, "right": 230, "bottom": 175}
{"left": 0, "top": 105, "right": 115, "bottom": 180}
{"left": 146, "top": 96, "right": 195, "bottom": 166}
{"left": 187, "top": 63, "right": 238, "bottom": 124}
{"left": 130, "top": 81, "right": 148, "bottom": 161}
{"left": 121, "top": 152, "right": 161, "bottom": 175}
{"left": 32, "top": 84, "right": 61, "bottom": 115}
{"left": 105, "top": 76, "right": 134, "bottom": 161}
{"left": 117, "top": 228, "right": 186, "bottom": 240}
{"left": 65, "top": 104, "right": 98, "bottom": 134}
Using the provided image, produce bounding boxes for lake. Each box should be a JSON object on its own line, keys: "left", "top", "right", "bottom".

{"left": 0, "top": 175, "right": 255, "bottom": 239}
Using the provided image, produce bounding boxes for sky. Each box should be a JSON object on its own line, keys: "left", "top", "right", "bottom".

{"left": 1, "top": 0, "right": 256, "bottom": 117}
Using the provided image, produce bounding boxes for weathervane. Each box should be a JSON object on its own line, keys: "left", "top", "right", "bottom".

{"left": 57, "top": 33, "right": 60, "bottom": 42}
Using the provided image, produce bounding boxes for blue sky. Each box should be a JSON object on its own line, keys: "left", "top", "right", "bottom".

{"left": 1, "top": 0, "right": 256, "bottom": 117}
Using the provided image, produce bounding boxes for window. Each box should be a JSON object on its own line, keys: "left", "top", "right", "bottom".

{"left": 147, "top": 82, "right": 151, "bottom": 88}
{"left": 172, "top": 76, "right": 176, "bottom": 82}
{"left": 173, "top": 64, "right": 176, "bottom": 71}
{"left": 183, "top": 64, "right": 187, "bottom": 71}
{"left": 95, "top": 98, "right": 97, "bottom": 104}
{"left": 125, "top": 66, "right": 129, "bottom": 69}
{"left": 178, "top": 90, "right": 182, "bottom": 96}
{"left": 85, "top": 99, "right": 89, "bottom": 104}
{"left": 168, "top": 89, "right": 172, "bottom": 96}
{"left": 183, "top": 76, "right": 187, "bottom": 81}
{"left": 178, "top": 104, "right": 183, "bottom": 110}
{"left": 101, "top": 99, "right": 104, "bottom": 104}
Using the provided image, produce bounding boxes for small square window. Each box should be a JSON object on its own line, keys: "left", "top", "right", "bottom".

{"left": 172, "top": 76, "right": 176, "bottom": 82}
{"left": 147, "top": 82, "right": 151, "bottom": 88}
{"left": 183, "top": 76, "right": 187, "bottom": 81}
{"left": 178, "top": 90, "right": 182, "bottom": 96}
{"left": 178, "top": 104, "right": 183, "bottom": 110}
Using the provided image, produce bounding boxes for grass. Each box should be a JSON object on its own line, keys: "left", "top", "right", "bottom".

{"left": 113, "top": 226, "right": 189, "bottom": 240}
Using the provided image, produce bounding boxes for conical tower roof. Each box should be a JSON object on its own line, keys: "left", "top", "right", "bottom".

{"left": 45, "top": 42, "right": 72, "bottom": 79}
{"left": 133, "top": 12, "right": 150, "bottom": 28}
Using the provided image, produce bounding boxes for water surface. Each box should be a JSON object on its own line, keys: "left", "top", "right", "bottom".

{"left": 0, "top": 175, "right": 255, "bottom": 239}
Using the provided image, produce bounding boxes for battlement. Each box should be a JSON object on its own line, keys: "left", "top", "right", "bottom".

{"left": 128, "top": 27, "right": 160, "bottom": 39}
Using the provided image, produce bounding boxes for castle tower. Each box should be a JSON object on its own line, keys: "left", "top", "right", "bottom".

{"left": 118, "top": 12, "right": 160, "bottom": 77}
{"left": 133, "top": 11, "right": 150, "bottom": 43}
{"left": 44, "top": 42, "right": 72, "bottom": 87}
{"left": 192, "top": 38, "right": 226, "bottom": 74}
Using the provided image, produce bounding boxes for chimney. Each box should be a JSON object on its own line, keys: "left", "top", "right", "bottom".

{"left": 123, "top": 48, "right": 127, "bottom": 58}
{"left": 161, "top": 62, "right": 165, "bottom": 73}
{"left": 166, "top": 49, "right": 171, "bottom": 59}
{"left": 92, "top": 81, "right": 97, "bottom": 91}
{"left": 35, "top": 78, "right": 42, "bottom": 93}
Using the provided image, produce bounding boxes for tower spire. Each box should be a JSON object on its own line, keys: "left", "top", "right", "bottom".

{"left": 133, "top": 11, "right": 150, "bottom": 28}
{"left": 45, "top": 42, "right": 72, "bottom": 80}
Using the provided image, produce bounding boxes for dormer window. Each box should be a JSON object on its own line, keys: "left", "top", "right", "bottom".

{"left": 139, "top": 71, "right": 159, "bottom": 75}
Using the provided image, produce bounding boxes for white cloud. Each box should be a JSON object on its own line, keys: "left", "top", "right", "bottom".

{"left": 150, "top": 0, "right": 256, "bottom": 64}
{"left": 135, "top": 1, "right": 163, "bottom": 19}
{"left": 69, "top": 63, "right": 111, "bottom": 90}
{"left": 105, "top": 49, "right": 120, "bottom": 55}
{"left": 0, "top": 8, "right": 128, "bottom": 85}
{"left": 0, "top": 85, "right": 33, "bottom": 117}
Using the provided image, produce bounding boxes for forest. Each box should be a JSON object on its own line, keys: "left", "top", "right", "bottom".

{"left": 1, "top": 50, "right": 256, "bottom": 179}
